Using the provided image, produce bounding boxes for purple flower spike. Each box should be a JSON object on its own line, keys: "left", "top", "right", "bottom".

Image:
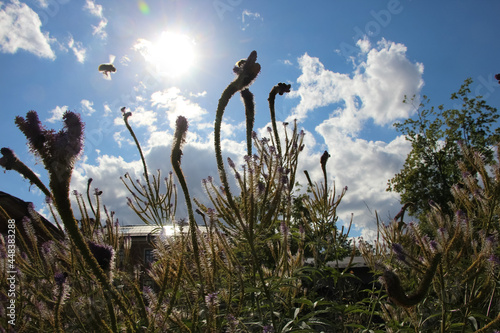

{"left": 227, "top": 157, "right": 235, "bottom": 168}
{"left": 488, "top": 255, "right": 500, "bottom": 266}
{"left": 87, "top": 241, "right": 115, "bottom": 271}
{"left": 55, "top": 272, "right": 68, "bottom": 286}
{"left": 392, "top": 243, "right": 406, "bottom": 262}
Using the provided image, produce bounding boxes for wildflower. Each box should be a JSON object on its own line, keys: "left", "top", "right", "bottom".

{"left": 276, "top": 82, "right": 291, "bottom": 95}
{"left": 263, "top": 325, "right": 274, "bottom": 333}
{"left": 205, "top": 292, "right": 219, "bottom": 307}
{"left": 429, "top": 240, "right": 439, "bottom": 252}
{"left": 0, "top": 148, "right": 18, "bottom": 170}
{"left": 392, "top": 243, "right": 406, "bottom": 262}
{"left": 121, "top": 107, "right": 132, "bottom": 119}
{"left": 41, "top": 241, "right": 54, "bottom": 255}
{"left": 207, "top": 208, "right": 216, "bottom": 218}
{"left": 54, "top": 272, "right": 68, "bottom": 286}
{"left": 320, "top": 150, "right": 330, "bottom": 170}
{"left": 227, "top": 314, "right": 239, "bottom": 330}
{"left": 280, "top": 221, "right": 289, "bottom": 236}
{"left": 488, "top": 255, "right": 500, "bottom": 266}
{"left": 171, "top": 116, "right": 188, "bottom": 167}
{"left": 87, "top": 241, "right": 115, "bottom": 271}
{"left": 232, "top": 50, "right": 261, "bottom": 90}
{"left": 227, "top": 157, "right": 236, "bottom": 169}
{"left": 207, "top": 175, "right": 213, "bottom": 183}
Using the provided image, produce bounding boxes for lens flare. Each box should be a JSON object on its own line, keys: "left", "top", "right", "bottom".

{"left": 138, "top": 1, "right": 150, "bottom": 15}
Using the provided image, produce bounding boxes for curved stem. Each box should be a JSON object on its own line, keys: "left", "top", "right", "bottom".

{"left": 241, "top": 88, "right": 255, "bottom": 156}
{"left": 268, "top": 86, "right": 282, "bottom": 158}
{"left": 51, "top": 183, "right": 136, "bottom": 330}
{"left": 214, "top": 81, "right": 243, "bottom": 223}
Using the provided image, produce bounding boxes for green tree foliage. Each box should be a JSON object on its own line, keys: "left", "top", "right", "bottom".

{"left": 387, "top": 78, "right": 500, "bottom": 222}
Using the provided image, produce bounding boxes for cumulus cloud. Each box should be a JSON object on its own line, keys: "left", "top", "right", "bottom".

{"left": 71, "top": 126, "right": 245, "bottom": 225}
{"left": 289, "top": 38, "right": 424, "bottom": 129}
{"left": 83, "top": 0, "right": 107, "bottom": 39}
{"left": 289, "top": 39, "right": 424, "bottom": 240}
{"left": 84, "top": 0, "right": 103, "bottom": 17}
{"left": 151, "top": 87, "right": 208, "bottom": 129}
{"left": 91, "top": 19, "right": 108, "bottom": 39}
{"left": 68, "top": 36, "right": 86, "bottom": 63}
{"left": 81, "top": 99, "right": 95, "bottom": 116}
{"left": 46, "top": 105, "right": 68, "bottom": 123}
{"left": 126, "top": 106, "right": 158, "bottom": 132}
{"left": 0, "top": 0, "right": 55, "bottom": 59}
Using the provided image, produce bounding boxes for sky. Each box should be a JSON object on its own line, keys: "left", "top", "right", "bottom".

{"left": 1, "top": 0, "right": 499, "bottom": 241}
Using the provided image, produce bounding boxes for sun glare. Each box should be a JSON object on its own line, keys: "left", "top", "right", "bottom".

{"left": 143, "top": 31, "right": 196, "bottom": 77}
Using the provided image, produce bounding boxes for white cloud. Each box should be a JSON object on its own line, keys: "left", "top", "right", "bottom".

{"left": 81, "top": 99, "right": 95, "bottom": 116}
{"left": 289, "top": 39, "right": 424, "bottom": 241}
{"left": 189, "top": 91, "right": 207, "bottom": 98}
{"left": 46, "top": 105, "right": 68, "bottom": 123}
{"left": 357, "top": 37, "right": 371, "bottom": 54}
{"left": 91, "top": 18, "right": 108, "bottom": 39}
{"left": 241, "top": 9, "right": 263, "bottom": 30}
{"left": 84, "top": 0, "right": 103, "bottom": 17}
{"left": 151, "top": 87, "right": 208, "bottom": 129}
{"left": 130, "top": 106, "right": 157, "bottom": 131}
{"left": 68, "top": 36, "right": 86, "bottom": 63}
{"left": 34, "top": 0, "right": 48, "bottom": 8}
{"left": 103, "top": 104, "right": 112, "bottom": 116}
{"left": 289, "top": 38, "right": 424, "bottom": 129}
{"left": 0, "top": 0, "right": 55, "bottom": 59}
{"left": 83, "top": 0, "right": 107, "bottom": 39}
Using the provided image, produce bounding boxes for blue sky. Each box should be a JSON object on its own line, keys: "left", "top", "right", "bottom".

{"left": 1, "top": 0, "right": 499, "bottom": 240}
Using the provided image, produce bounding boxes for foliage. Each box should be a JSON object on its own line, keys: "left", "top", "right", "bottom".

{"left": 0, "top": 51, "right": 358, "bottom": 332}
{"left": 362, "top": 143, "right": 500, "bottom": 332}
{"left": 2, "top": 50, "right": 498, "bottom": 333}
{"left": 387, "top": 78, "right": 500, "bottom": 223}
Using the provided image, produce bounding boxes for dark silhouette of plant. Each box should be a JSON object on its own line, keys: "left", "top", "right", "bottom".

{"left": 0, "top": 51, "right": 359, "bottom": 332}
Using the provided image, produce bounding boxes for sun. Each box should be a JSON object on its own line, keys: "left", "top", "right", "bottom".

{"left": 140, "top": 31, "right": 196, "bottom": 78}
